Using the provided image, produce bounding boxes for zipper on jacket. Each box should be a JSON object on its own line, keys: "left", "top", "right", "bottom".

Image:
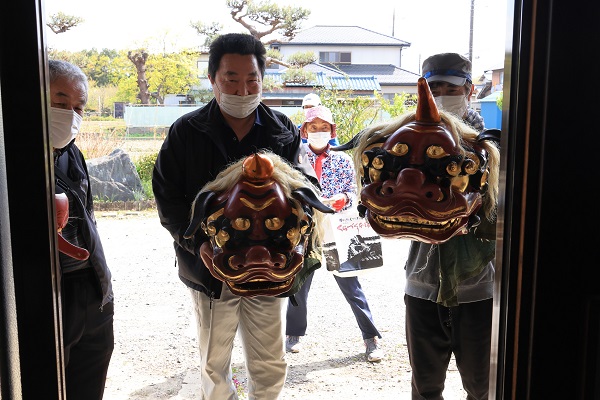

{"left": 209, "top": 291, "right": 215, "bottom": 309}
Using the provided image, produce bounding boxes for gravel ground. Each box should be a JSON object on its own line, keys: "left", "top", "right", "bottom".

{"left": 98, "top": 210, "right": 467, "bottom": 400}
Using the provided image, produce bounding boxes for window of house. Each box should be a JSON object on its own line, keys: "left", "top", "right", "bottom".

{"left": 267, "top": 45, "right": 281, "bottom": 69}
{"left": 382, "top": 93, "right": 395, "bottom": 103}
{"left": 319, "top": 52, "right": 351, "bottom": 64}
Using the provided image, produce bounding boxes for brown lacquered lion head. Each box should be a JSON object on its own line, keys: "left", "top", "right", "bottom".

{"left": 55, "top": 193, "right": 89, "bottom": 260}
{"left": 184, "top": 151, "right": 332, "bottom": 297}
{"left": 336, "top": 77, "right": 500, "bottom": 244}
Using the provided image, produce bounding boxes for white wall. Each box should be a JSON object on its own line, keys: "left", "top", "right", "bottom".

{"left": 279, "top": 45, "right": 402, "bottom": 67}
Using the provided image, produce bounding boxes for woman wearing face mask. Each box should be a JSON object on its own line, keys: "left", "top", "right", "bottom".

{"left": 49, "top": 59, "right": 114, "bottom": 400}
{"left": 299, "top": 93, "right": 340, "bottom": 146}
{"left": 301, "top": 105, "right": 352, "bottom": 212}
{"left": 285, "top": 105, "right": 385, "bottom": 363}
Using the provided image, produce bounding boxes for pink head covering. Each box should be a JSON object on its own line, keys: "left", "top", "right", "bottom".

{"left": 300, "top": 105, "right": 337, "bottom": 137}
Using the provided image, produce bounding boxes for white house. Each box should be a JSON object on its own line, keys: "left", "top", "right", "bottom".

{"left": 268, "top": 25, "right": 420, "bottom": 102}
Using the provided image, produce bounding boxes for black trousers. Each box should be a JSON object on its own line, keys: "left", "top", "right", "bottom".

{"left": 62, "top": 268, "right": 114, "bottom": 400}
{"left": 404, "top": 294, "right": 492, "bottom": 400}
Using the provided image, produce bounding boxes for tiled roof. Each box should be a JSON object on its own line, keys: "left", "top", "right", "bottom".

{"left": 335, "top": 64, "right": 420, "bottom": 86}
{"left": 278, "top": 25, "right": 410, "bottom": 47}
{"left": 265, "top": 70, "right": 381, "bottom": 91}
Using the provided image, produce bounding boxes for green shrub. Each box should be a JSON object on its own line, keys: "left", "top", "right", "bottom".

{"left": 136, "top": 152, "right": 157, "bottom": 181}
{"left": 139, "top": 180, "right": 154, "bottom": 200}
{"left": 496, "top": 91, "right": 503, "bottom": 110}
{"left": 135, "top": 152, "right": 158, "bottom": 199}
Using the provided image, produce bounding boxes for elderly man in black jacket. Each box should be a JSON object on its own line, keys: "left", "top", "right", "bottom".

{"left": 152, "top": 33, "right": 316, "bottom": 400}
{"left": 50, "top": 59, "right": 114, "bottom": 400}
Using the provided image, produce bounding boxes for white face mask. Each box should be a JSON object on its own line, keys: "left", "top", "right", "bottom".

{"left": 434, "top": 95, "right": 469, "bottom": 118}
{"left": 50, "top": 107, "right": 83, "bottom": 149}
{"left": 217, "top": 90, "right": 262, "bottom": 119}
{"left": 307, "top": 131, "right": 331, "bottom": 151}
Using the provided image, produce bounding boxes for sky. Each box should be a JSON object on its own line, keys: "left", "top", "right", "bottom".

{"left": 44, "top": 0, "right": 509, "bottom": 75}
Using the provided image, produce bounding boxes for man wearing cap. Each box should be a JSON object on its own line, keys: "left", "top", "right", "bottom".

{"left": 285, "top": 105, "right": 384, "bottom": 362}
{"left": 402, "top": 53, "right": 494, "bottom": 399}
{"left": 422, "top": 52, "right": 485, "bottom": 132}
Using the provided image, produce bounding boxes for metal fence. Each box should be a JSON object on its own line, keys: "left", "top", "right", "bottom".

{"left": 124, "top": 104, "right": 204, "bottom": 128}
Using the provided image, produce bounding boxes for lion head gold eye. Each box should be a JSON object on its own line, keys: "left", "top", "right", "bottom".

{"left": 204, "top": 209, "right": 224, "bottom": 236}
{"left": 463, "top": 159, "right": 477, "bottom": 175}
{"left": 231, "top": 217, "right": 250, "bottom": 231}
{"left": 361, "top": 153, "right": 370, "bottom": 167}
{"left": 265, "top": 217, "right": 284, "bottom": 230}
{"left": 204, "top": 222, "right": 217, "bottom": 236}
{"left": 215, "top": 230, "right": 230, "bottom": 247}
{"left": 463, "top": 154, "right": 480, "bottom": 175}
{"left": 426, "top": 145, "right": 448, "bottom": 159}
{"left": 287, "top": 227, "right": 301, "bottom": 247}
{"left": 390, "top": 143, "right": 408, "bottom": 156}
{"left": 372, "top": 157, "right": 384, "bottom": 170}
{"left": 446, "top": 161, "right": 460, "bottom": 176}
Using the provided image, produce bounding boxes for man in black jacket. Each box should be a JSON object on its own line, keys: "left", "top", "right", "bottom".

{"left": 152, "top": 33, "right": 315, "bottom": 399}
{"left": 50, "top": 59, "right": 114, "bottom": 400}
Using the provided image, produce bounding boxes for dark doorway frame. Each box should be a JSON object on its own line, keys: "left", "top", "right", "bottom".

{"left": 491, "top": 0, "right": 600, "bottom": 399}
{"left": 2, "top": 1, "right": 600, "bottom": 399}
{"left": 0, "top": 1, "right": 65, "bottom": 399}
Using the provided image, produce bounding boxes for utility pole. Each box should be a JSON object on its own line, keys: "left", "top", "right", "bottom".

{"left": 469, "top": 0, "right": 475, "bottom": 61}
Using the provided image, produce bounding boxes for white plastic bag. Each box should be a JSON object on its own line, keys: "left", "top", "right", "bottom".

{"left": 321, "top": 207, "right": 384, "bottom": 277}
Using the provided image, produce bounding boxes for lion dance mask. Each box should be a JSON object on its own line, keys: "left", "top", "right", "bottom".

{"left": 337, "top": 77, "right": 500, "bottom": 244}
{"left": 55, "top": 193, "right": 90, "bottom": 260}
{"left": 184, "top": 152, "right": 333, "bottom": 297}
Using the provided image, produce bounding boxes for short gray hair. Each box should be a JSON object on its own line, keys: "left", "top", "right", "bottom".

{"left": 48, "top": 59, "right": 88, "bottom": 92}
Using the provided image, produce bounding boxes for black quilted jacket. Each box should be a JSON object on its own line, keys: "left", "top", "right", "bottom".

{"left": 152, "top": 99, "right": 317, "bottom": 299}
